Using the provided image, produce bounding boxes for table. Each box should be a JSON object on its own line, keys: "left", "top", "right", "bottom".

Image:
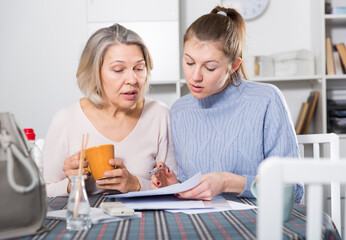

{"left": 17, "top": 193, "right": 340, "bottom": 240}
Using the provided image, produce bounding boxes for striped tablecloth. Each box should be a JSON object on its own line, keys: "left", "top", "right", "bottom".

{"left": 17, "top": 193, "right": 340, "bottom": 240}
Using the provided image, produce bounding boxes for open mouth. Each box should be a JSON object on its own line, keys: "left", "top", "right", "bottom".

{"left": 189, "top": 84, "right": 204, "bottom": 94}
{"left": 124, "top": 90, "right": 137, "bottom": 95}
{"left": 122, "top": 90, "right": 138, "bottom": 100}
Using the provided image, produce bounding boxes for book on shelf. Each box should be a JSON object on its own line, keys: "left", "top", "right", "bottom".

{"left": 326, "top": 37, "right": 336, "bottom": 75}
{"left": 295, "top": 102, "right": 309, "bottom": 134}
{"left": 335, "top": 42, "right": 346, "bottom": 73}
{"left": 302, "top": 91, "right": 319, "bottom": 134}
{"left": 333, "top": 51, "right": 344, "bottom": 75}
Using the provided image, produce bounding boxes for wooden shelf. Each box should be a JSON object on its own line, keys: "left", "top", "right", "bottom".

{"left": 251, "top": 75, "right": 322, "bottom": 82}
{"left": 181, "top": 76, "right": 323, "bottom": 83}
{"left": 149, "top": 80, "right": 178, "bottom": 85}
{"left": 325, "top": 14, "right": 346, "bottom": 20}
{"left": 338, "top": 134, "right": 346, "bottom": 139}
{"left": 326, "top": 75, "right": 346, "bottom": 80}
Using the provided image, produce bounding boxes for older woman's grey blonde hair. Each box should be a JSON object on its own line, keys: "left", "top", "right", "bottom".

{"left": 77, "top": 23, "right": 153, "bottom": 107}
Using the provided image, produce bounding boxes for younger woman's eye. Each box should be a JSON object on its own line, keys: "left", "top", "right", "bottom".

{"left": 113, "top": 69, "right": 123, "bottom": 73}
{"left": 206, "top": 67, "right": 216, "bottom": 72}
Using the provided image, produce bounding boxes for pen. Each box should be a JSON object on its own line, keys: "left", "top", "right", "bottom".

{"left": 150, "top": 167, "right": 169, "bottom": 175}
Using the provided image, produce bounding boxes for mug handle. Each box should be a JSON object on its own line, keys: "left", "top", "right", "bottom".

{"left": 251, "top": 180, "right": 258, "bottom": 198}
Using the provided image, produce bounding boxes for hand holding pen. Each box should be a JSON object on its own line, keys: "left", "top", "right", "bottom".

{"left": 150, "top": 162, "right": 179, "bottom": 189}
{"left": 150, "top": 167, "right": 169, "bottom": 175}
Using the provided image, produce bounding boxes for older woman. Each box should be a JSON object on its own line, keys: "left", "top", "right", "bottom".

{"left": 43, "top": 23, "right": 176, "bottom": 197}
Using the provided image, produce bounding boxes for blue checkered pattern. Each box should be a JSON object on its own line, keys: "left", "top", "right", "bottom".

{"left": 15, "top": 193, "right": 340, "bottom": 240}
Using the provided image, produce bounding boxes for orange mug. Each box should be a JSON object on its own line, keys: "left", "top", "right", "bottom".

{"left": 85, "top": 144, "right": 115, "bottom": 180}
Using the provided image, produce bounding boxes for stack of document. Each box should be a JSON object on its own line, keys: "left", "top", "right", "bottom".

{"left": 107, "top": 172, "right": 257, "bottom": 214}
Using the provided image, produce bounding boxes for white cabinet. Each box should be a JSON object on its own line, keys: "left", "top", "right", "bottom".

{"left": 324, "top": 10, "right": 346, "bottom": 157}
{"left": 314, "top": 0, "right": 346, "bottom": 157}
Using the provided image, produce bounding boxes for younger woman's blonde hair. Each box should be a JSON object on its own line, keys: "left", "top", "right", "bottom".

{"left": 77, "top": 23, "right": 153, "bottom": 107}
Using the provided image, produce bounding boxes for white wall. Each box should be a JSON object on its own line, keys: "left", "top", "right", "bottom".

{"left": 0, "top": 0, "right": 86, "bottom": 138}
{"left": 181, "top": 0, "right": 312, "bottom": 77}
{"left": 0, "top": 0, "right": 313, "bottom": 138}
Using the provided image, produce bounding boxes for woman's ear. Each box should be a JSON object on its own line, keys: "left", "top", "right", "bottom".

{"left": 229, "top": 57, "right": 242, "bottom": 74}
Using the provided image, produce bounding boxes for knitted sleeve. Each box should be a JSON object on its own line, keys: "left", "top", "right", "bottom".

{"left": 262, "top": 86, "right": 303, "bottom": 203}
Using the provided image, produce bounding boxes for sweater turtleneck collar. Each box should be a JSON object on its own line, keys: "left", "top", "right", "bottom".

{"left": 197, "top": 79, "right": 245, "bottom": 109}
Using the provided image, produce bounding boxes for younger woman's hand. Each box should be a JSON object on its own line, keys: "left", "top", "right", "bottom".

{"left": 150, "top": 162, "right": 178, "bottom": 189}
{"left": 96, "top": 159, "right": 140, "bottom": 193}
{"left": 176, "top": 172, "right": 246, "bottom": 200}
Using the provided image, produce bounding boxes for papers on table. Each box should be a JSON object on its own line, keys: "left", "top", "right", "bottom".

{"left": 105, "top": 172, "right": 257, "bottom": 214}
{"left": 115, "top": 194, "right": 257, "bottom": 213}
{"left": 117, "top": 195, "right": 206, "bottom": 210}
{"left": 228, "top": 200, "right": 258, "bottom": 210}
{"left": 164, "top": 195, "right": 257, "bottom": 214}
{"left": 107, "top": 172, "right": 202, "bottom": 198}
{"left": 46, "top": 208, "right": 141, "bottom": 224}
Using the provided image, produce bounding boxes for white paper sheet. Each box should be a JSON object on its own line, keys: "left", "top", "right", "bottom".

{"left": 46, "top": 208, "right": 141, "bottom": 224}
{"left": 227, "top": 200, "right": 257, "bottom": 210}
{"left": 118, "top": 195, "right": 208, "bottom": 210}
{"left": 107, "top": 172, "right": 202, "bottom": 199}
{"left": 165, "top": 198, "right": 257, "bottom": 214}
{"left": 165, "top": 208, "right": 228, "bottom": 214}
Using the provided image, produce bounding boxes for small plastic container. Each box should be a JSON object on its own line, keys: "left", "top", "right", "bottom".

{"left": 23, "top": 128, "right": 43, "bottom": 174}
{"left": 272, "top": 49, "right": 315, "bottom": 77}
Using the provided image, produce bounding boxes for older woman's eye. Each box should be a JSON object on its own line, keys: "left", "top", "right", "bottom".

{"left": 186, "top": 62, "right": 194, "bottom": 66}
{"left": 113, "top": 69, "right": 123, "bottom": 73}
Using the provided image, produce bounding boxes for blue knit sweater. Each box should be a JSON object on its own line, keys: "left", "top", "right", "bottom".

{"left": 170, "top": 79, "right": 303, "bottom": 203}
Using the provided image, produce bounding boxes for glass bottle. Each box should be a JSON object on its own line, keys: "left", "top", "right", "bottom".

{"left": 66, "top": 175, "right": 91, "bottom": 231}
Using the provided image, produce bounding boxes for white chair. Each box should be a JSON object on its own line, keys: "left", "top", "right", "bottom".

{"left": 296, "top": 133, "right": 339, "bottom": 160}
{"left": 296, "top": 133, "right": 341, "bottom": 234}
{"left": 257, "top": 157, "right": 346, "bottom": 240}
